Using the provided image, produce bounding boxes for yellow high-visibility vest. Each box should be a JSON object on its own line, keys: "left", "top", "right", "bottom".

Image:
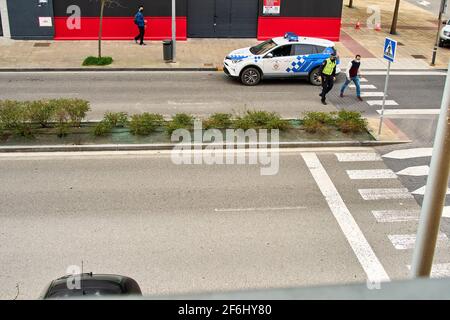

{"left": 322, "top": 58, "right": 336, "bottom": 76}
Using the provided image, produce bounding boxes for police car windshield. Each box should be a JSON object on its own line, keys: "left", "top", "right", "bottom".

{"left": 250, "top": 40, "right": 278, "bottom": 55}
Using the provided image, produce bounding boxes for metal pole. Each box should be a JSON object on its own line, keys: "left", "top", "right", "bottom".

{"left": 411, "top": 61, "right": 450, "bottom": 278}
{"left": 431, "top": 0, "right": 445, "bottom": 66}
{"left": 378, "top": 61, "right": 391, "bottom": 135}
{"left": 172, "top": 0, "right": 176, "bottom": 63}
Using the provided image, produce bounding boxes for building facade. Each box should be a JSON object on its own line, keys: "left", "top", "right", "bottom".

{"left": 0, "top": 0, "right": 343, "bottom": 41}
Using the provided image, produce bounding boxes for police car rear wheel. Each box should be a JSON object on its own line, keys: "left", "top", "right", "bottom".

{"left": 241, "top": 68, "right": 261, "bottom": 86}
{"left": 309, "top": 67, "right": 322, "bottom": 86}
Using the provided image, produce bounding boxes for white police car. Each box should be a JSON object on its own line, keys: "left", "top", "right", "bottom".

{"left": 223, "top": 33, "right": 340, "bottom": 86}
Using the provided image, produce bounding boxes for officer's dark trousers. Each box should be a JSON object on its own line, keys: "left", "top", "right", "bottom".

{"left": 321, "top": 75, "right": 334, "bottom": 101}
{"left": 135, "top": 26, "right": 145, "bottom": 45}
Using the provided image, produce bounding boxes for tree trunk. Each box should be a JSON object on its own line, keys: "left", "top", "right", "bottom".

{"left": 390, "top": 0, "right": 401, "bottom": 35}
{"left": 348, "top": 0, "right": 354, "bottom": 8}
{"left": 98, "top": 1, "right": 105, "bottom": 58}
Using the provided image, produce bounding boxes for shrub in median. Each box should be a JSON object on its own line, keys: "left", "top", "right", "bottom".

{"left": 104, "top": 112, "right": 129, "bottom": 128}
{"left": 335, "top": 110, "right": 368, "bottom": 134}
{"left": 82, "top": 56, "right": 113, "bottom": 66}
{"left": 166, "top": 113, "right": 195, "bottom": 134}
{"left": 204, "top": 113, "right": 233, "bottom": 129}
{"left": 27, "top": 100, "right": 56, "bottom": 128}
{"left": 0, "top": 100, "right": 34, "bottom": 137}
{"left": 234, "top": 110, "right": 291, "bottom": 130}
{"left": 93, "top": 120, "right": 113, "bottom": 137}
{"left": 302, "top": 111, "right": 336, "bottom": 134}
{"left": 129, "top": 113, "right": 164, "bottom": 136}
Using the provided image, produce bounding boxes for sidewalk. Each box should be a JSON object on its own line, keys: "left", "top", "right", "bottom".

{"left": 0, "top": 0, "right": 448, "bottom": 70}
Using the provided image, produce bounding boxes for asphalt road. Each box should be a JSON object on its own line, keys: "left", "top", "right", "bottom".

{"left": 0, "top": 71, "right": 335, "bottom": 119}
{"left": 3, "top": 148, "right": 448, "bottom": 299}
{"left": 406, "top": 0, "right": 443, "bottom": 15}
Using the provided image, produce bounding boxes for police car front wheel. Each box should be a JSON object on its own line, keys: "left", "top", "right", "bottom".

{"left": 240, "top": 67, "right": 261, "bottom": 86}
{"left": 309, "top": 67, "right": 322, "bottom": 86}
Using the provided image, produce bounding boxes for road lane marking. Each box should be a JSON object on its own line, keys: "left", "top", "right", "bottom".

{"left": 396, "top": 166, "right": 430, "bottom": 177}
{"left": 376, "top": 109, "right": 440, "bottom": 115}
{"left": 411, "top": 185, "right": 450, "bottom": 196}
{"left": 388, "top": 233, "right": 449, "bottom": 250}
{"left": 214, "top": 206, "right": 307, "bottom": 212}
{"left": 349, "top": 84, "right": 377, "bottom": 89}
{"left": 347, "top": 169, "right": 397, "bottom": 180}
{"left": 444, "top": 207, "right": 450, "bottom": 218}
{"left": 335, "top": 153, "right": 382, "bottom": 162}
{"left": 359, "top": 188, "right": 414, "bottom": 200}
{"left": 302, "top": 152, "right": 390, "bottom": 283}
{"left": 366, "top": 100, "right": 399, "bottom": 106}
{"left": 382, "top": 148, "right": 433, "bottom": 159}
{"left": 372, "top": 210, "right": 420, "bottom": 223}
{"left": 359, "top": 78, "right": 368, "bottom": 82}
{"left": 407, "top": 263, "right": 450, "bottom": 278}
{"left": 361, "top": 92, "right": 386, "bottom": 97}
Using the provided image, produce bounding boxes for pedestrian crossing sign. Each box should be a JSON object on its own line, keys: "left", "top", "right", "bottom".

{"left": 383, "top": 38, "right": 397, "bottom": 63}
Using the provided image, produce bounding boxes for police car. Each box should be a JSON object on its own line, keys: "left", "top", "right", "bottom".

{"left": 223, "top": 33, "right": 340, "bottom": 86}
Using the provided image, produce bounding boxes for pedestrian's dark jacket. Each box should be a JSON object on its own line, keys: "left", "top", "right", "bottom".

{"left": 319, "top": 59, "right": 337, "bottom": 77}
{"left": 134, "top": 11, "right": 145, "bottom": 27}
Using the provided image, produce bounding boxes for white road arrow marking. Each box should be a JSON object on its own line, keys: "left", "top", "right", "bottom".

{"left": 444, "top": 207, "right": 450, "bottom": 218}
{"left": 336, "top": 153, "right": 382, "bottom": 162}
{"left": 382, "top": 148, "right": 433, "bottom": 159}
{"left": 396, "top": 166, "right": 430, "bottom": 177}
{"left": 412, "top": 186, "right": 450, "bottom": 195}
{"left": 372, "top": 210, "right": 420, "bottom": 222}
{"left": 417, "top": 1, "right": 431, "bottom": 7}
{"left": 359, "top": 188, "right": 414, "bottom": 200}
{"left": 361, "top": 92, "right": 386, "bottom": 97}
{"left": 349, "top": 84, "right": 377, "bottom": 89}
{"left": 367, "top": 100, "right": 398, "bottom": 106}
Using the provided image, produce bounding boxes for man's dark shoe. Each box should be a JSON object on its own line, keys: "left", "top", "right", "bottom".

{"left": 340, "top": 92, "right": 344, "bottom": 98}
{"left": 321, "top": 99, "right": 327, "bottom": 105}
{"left": 140, "top": 43, "right": 147, "bottom": 46}
{"left": 357, "top": 96, "right": 363, "bottom": 101}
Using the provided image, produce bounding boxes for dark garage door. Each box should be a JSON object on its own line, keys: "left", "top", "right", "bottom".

{"left": 188, "top": 0, "right": 258, "bottom": 38}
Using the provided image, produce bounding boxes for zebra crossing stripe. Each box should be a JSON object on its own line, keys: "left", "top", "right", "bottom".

{"left": 388, "top": 233, "right": 450, "bottom": 250}
{"left": 376, "top": 109, "right": 441, "bottom": 115}
{"left": 302, "top": 153, "right": 390, "bottom": 283}
{"left": 372, "top": 210, "right": 420, "bottom": 223}
{"left": 349, "top": 84, "right": 377, "bottom": 89}
{"left": 396, "top": 166, "right": 430, "bottom": 177}
{"left": 382, "top": 148, "right": 433, "bottom": 159}
{"left": 359, "top": 78, "right": 368, "bottom": 82}
{"left": 444, "top": 207, "right": 450, "bottom": 218}
{"left": 407, "top": 264, "right": 450, "bottom": 278}
{"left": 366, "top": 100, "right": 399, "bottom": 106}
{"left": 412, "top": 185, "right": 450, "bottom": 196}
{"left": 359, "top": 188, "right": 414, "bottom": 200}
{"left": 347, "top": 169, "right": 397, "bottom": 180}
{"left": 335, "top": 153, "right": 382, "bottom": 162}
{"left": 361, "top": 92, "right": 386, "bottom": 97}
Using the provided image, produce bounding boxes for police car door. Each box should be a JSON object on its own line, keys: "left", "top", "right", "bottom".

{"left": 262, "top": 44, "right": 294, "bottom": 77}
{"left": 287, "top": 44, "right": 320, "bottom": 76}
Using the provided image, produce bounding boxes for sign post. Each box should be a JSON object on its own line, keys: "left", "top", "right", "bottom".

{"left": 378, "top": 38, "right": 397, "bottom": 135}
{"left": 172, "top": 0, "right": 176, "bottom": 63}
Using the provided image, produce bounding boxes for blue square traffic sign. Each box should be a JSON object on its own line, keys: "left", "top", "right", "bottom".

{"left": 383, "top": 38, "right": 397, "bottom": 63}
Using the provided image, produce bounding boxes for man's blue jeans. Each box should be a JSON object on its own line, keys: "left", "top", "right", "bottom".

{"left": 340, "top": 76, "right": 361, "bottom": 97}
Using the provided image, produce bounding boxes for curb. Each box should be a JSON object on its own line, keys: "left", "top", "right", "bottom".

{"left": 0, "top": 140, "right": 411, "bottom": 153}
{"left": 0, "top": 67, "right": 219, "bottom": 72}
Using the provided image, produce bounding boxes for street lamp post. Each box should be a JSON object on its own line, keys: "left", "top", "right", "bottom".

{"left": 172, "top": 0, "right": 176, "bottom": 63}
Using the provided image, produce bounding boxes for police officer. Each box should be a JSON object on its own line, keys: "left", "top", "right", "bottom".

{"left": 319, "top": 53, "right": 337, "bottom": 105}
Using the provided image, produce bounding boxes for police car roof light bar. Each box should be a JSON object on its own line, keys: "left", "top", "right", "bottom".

{"left": 284, "top": 32, "right": 299, "bottom": 42}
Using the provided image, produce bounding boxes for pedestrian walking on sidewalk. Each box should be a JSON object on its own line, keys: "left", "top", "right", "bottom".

{"left": 319, "top": 53, "right": 337, "bottom": 105}
{"left": 134, "top": 6, "right": 147, "bottom": 46}
{"left": 340, "top": 55, "right": 363, "bottom": 101}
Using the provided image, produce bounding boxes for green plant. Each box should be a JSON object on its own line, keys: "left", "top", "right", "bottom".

{"left": 82, "top": 56, "right": 113, "bottom": 66}
{"left": 204, "top": 113, "right": 233, "bottom": 129}
{"left": 335, "top": 110, "right": 368, "bottom": 134}
{"left": 55, "top": 108, "right": 70, "bottom": 138}
{"left": 302, "top": 111, "right": 336, "bottom": 134}
{"left": 0, "top": 100, "right": 34, "bottom": 137}
{"left": 27, "top": 100, "right": 56, "bottom": 128}
{"left": 104, "top": 112, "right": 128, "bottom": 127}
{"left": 93, "top": 120, "right": 112, "bottom": 136}
{"left": 129, "top": 113, "right": 164, "bottom": 136}
{"left": 233, "top": 110, "right": 290, "bottom": 130}
{"left": 166, "top": 113, "right": 195, "bottom": 134}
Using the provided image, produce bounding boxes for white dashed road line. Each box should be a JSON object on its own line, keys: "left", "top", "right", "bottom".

{"left": 361, "top": 92, "right": 386, "bottom": 97}
{"left": 347, "top": 169, "right": 397, "bottom": 180}
{"left": 302, "top": 152, "right": 390, "bottom": 283}
{"left": 335, "top": 153, "right": 382, "bottom": 162}
{"left": 372, "top": 210, "right": 420, "bottom": 223}
{"left": 376, "top": 109, "right": 441, "bottom": 115}
{"left": 407, "top": 263, "right": 450, "bottom": 278}
{"left": 388, "top": 233, "right": 450, "bottom": 250}
{"left": 349, "top": 84, "right": 377, "bottom": 89}
{"left": 214, "top": 206, "right": 307, "bottom": 213}
{"left": 359, "top": 188, "right": 414, "bottom": 200}
{"left": 366, "top": 100, "right": 399, "bottom": 106}
{"left": 444, "top": 207, "right": 450, "bottom": 218}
